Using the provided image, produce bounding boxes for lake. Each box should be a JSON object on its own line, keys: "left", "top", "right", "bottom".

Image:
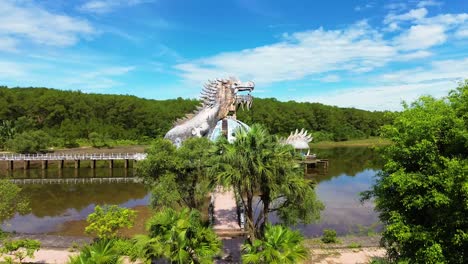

{"left": 1, "top": 147, "right": 383, "bottom": 237}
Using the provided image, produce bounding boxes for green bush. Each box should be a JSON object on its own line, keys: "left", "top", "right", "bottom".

{"left": 321, "top": 229, "right": 337, "bottom": 243}
{"left": 6, "top": 130, "right": 51, "bottom": 153}
{"left": 0, "top": 238, "right": 41, "bottom": 264}
{"left": 85, "top": 205, "right": 136, "bottom": 239}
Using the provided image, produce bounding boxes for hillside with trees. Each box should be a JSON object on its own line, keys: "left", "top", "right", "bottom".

{"left": 0, "top": 86, "right": 393, "bottom": 152}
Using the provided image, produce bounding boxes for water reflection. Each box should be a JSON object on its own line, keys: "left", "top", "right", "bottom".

{"left": 1, "top": 147, "right": 383, "bottom": 237}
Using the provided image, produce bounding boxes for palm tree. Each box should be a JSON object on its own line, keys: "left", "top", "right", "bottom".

{"left": 242, "top": 224, "right": 309, "bottom": 264}
{"left": 212, "top": 124, "right": 323, "bottom": 241}
{"left": 134, "top": 207, "right": 221, "bottom": 264}
{"left": 68, "top": 239, "right": 123, "bottom": 264}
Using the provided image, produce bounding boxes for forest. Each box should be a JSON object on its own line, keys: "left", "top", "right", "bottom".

{"left": 0, "top": 86, "right": 393, "bottom": 151}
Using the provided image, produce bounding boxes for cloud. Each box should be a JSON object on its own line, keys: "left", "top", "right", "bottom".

{"left": 175, "top": 21, "right": 397, "bottom": 85}
{"left": 310, "top": 80, "right": 454, "bottom": 111}
{"left": 0, "top": 37, "right": 18, "bottom": 52}
{"left": 455, "top": 26, "right": 468, "bottom": 38}
{"left": 0, "top": 61, "right": 26, "bottom": 77}
{"left": 61, "top": 66, "right": 136, "bottom": 90}
{"left": 384, "top": 8, "right": 428, "bottom": 24}
{"left": 321, "top": 75, "right": 341, "bottom": 83}
{"left": 417, "top": 0, "right": 442, "bottom": 8}
{"left": 79, "top": 0, "right": 154, "bottom": 14}
{"left": 394, "top": 24, "right": 446, "bottom": 50}
{"left": 354, "top": 3, "right": 374, "bottom": 12}
{"left": 0, "top": 1, "right": 94, "bottom": 48}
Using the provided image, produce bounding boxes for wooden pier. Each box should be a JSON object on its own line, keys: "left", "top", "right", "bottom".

{"left": 300, "top": 157, "right": 329, "bottom": 174}
{"left": 0, "top": 153, "right": 147, "bottom": 170}
{"left": 9, "top": 177, "right": 140, "bottom": 185}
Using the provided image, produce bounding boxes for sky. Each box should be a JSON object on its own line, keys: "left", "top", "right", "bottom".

{"left": 0, "top": 0, "right": 467, "bottom": 111}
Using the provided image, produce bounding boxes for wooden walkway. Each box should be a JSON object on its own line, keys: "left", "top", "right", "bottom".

{"left": 212, "top": 186, "right": 245, "bottom": 237}
{"left": 0, "top": 153, "right": 147, "bottom": 170}
{"left": 0, "top": 153, "right": 147, "bottom": 161}
{"left": 9, "top": 177, "right": 140, "bottom": 185}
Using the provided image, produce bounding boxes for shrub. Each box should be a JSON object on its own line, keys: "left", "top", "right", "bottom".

{"left": 0, "top": 239, "right": 41, "bottom": 264}
{"left": 85, "top": 205, "right": 136, "bottom": 239}
{"left": 321, "top": 229, "right": 337, "bottom": 243}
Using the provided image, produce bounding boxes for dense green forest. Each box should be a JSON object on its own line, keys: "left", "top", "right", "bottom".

{"left": 0, "top": 86, "right": 393, "bottom": 151}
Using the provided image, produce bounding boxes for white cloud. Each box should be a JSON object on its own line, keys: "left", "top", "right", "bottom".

{"left": 354, "top": 3, "right": 373, "bottom": 12}
{"left": 321, "top": 74, "right": 341, "bottom": 83}
{"left": 0, "top": 37, "right": 18, "bottom": 52}
{"left": 394, "top": 24, "right": 446, "bottom": 50}
{"left": 0, "top": 1, "right": 94, "bottom": 48}
{"left": 455, "top": 26, "right": 468, "bottom": 38}
{"left": 0, "top": 61, "right": 26, "bottom": 77}
{"left": 417, "top": 0, "right": 442, "bottom": 8}
{"left": 175, "top": 21, "right": 397, "bottom": 85}
{"left": 79, "top": 0, "right": 153, "bottom": 14}
{"left": 384, "top": 2, "right": 408, "bottom": 11}
{"left": 310, "top": 80, "right": 453, "bottom": 111}
{"left": 61, "top": 66, "right": 136, "bottom": 90}
{"left": 310, "top": 57, "right": 468, "bottom": 110}
{"left": 398, "top": 50, "right": 433, "bottom": 60}
{"left": 380, "top": 58, "right": 468, "bottom": 84}
{"left": 384, "top": 8, "right": 428, "bottom": 24}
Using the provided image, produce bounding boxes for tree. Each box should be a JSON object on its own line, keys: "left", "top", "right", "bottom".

{"left": 6, "top": 130, "right": 51, "bottom": 153}
{"left": 85, "top": 205, "right": 136, "bottom": 240}
{"left": 212, "top": 125, "right": 323, "bottom": 241}
{"left": 242, "top": 224, "right": 308, "bottom": 264}
{"left": 136, "top": 137, "right": 214, "bottom": 209}
{"left": 362, "top": 83, "right": 468, "bottom": 263}
{"left": 0, "top": 180, "right": 29, "bottom": 224}
{"left": 134, "top": 207, "right": 221, "bottom": 264}
{"left": 0, "top": 120, "right": 15, "bottom": 149}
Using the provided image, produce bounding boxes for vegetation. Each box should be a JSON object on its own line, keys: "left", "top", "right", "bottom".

{"left": 85, "top": 205, "right": 136, "bottom": 240}
{"left": 242, "top": 224, "right": 309, "bottom": 264}
{"left": 212, "top": 125, "right": 323, "bottom": 241}
{"left": 136, "top": 137, "right": 214, "bottom": 210}
{"left": 68, "top": 239, "right": 123, "bottom": 264}
{"left": 0, "top": 86, "right": 392, "bottom": 152}
{"left": 362, "top": 81, "right": 468, "bottom": 263}
{"left": 321, "top": 229, "right": 338, "bottom": 244}
{"left": 0, "top": 238, "right": 41, "bottom": 264}
{"left": 0, "top": 180, "right": 29, "bottom": 224}
{"left": 133, "top": 207, "right": 221, "bottom": 264}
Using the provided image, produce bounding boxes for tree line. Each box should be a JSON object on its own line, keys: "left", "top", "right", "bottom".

{"left": 0, "top": 86, "right": 393, "bottom": 152}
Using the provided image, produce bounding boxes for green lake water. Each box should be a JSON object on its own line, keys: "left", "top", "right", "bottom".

{"left": 1, "top": 147, "right": 383, "bottom": 237}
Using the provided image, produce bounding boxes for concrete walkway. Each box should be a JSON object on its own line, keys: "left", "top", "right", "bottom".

{"left": 212, "top": 186, "right": 240, "bottom": 231}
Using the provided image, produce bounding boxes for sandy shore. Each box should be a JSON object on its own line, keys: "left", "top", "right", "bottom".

{"left": 1, "top": 247, "right": 386, "bottom": 264}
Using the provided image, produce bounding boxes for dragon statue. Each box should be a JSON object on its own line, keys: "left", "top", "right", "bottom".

{"left": 165, "top": 77, "right": 254, "bottom": 146}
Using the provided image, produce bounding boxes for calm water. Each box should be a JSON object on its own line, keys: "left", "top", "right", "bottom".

{"left": 1, "top": 147, "right": 383, "bottom": 237}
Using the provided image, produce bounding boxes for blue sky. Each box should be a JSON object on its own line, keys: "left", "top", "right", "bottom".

{"left": 0, "top": 0, "right": 467, "bottom": 110}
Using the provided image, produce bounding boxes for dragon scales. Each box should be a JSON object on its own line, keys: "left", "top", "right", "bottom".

{"left": 164, "top": 77, "right": 254, "bottom": 146}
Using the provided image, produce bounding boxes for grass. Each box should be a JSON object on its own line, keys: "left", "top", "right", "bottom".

{"left": 311, "top": 137, "right": 391, "bottom": 148}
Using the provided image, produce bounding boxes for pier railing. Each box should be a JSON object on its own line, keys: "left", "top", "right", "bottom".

{"left": 0, "top": 153, "right": 147, "bottom": 161}
{"left": 9, "top": 177, "right": 141, "bottom": 185}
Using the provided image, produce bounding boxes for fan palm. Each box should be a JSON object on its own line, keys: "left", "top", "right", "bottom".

{"left": 134, "top": 207, "right": 221, "bottom": 264}
{"left": 242, "top": 224, "right": 309, "bottom": 264}
{"left": 68, "top": 239, "right": 123, "bottom": 264}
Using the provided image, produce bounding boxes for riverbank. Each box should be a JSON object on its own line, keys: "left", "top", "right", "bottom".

{"left": 4, "top": 234, "right": 385, "bottom": 264}
{"left": 311, "top": 137, "right": 391, "bottom": 148}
